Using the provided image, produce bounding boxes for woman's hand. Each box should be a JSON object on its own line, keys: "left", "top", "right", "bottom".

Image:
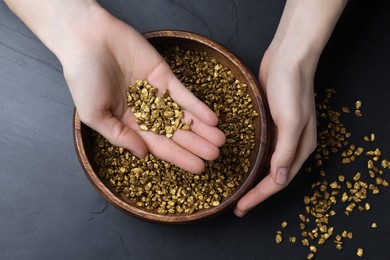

{"left": 5, "top": 0, "right": 226, "bottom": 173}
{"left": 235, "top": 0, "right": 347, "bottom": 217}
{"left": 235, "top": 47, "right": 317, "bottom": 217}
{"left": 61, "top": 6, "right": 225, "bottom": 174}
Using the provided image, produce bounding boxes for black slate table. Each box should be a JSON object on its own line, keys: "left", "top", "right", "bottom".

{"left": 1, "top": 1, "right": 390, "bottom": 259}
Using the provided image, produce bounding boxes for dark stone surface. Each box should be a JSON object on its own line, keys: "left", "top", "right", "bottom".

{"left": 1, "top": 0, "right": 390, "bottom": 259}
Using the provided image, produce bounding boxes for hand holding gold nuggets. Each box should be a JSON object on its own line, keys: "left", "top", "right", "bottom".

{"left": 124, "top": 77, "right": 225, "bottom": 174}
{"left": 93, "top": 46, "right": 258, "bottom": 214}
{"left": 127, "top": 80, "right": 192, "bottom": 139}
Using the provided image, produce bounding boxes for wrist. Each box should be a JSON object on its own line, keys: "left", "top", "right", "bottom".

{"left": 5, "top": 0, "right": 106, "bottom": 64}
{"left": 264, "top": 0, "right": 348, "bottom": 74}
{"left": 262, "top": 38, "right": 320, "bottom": 85}
{"left": 46, "top": 1, "right": 106, "bottom": 62}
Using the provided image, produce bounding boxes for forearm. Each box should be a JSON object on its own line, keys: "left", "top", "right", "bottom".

{"left": 4, "top": 0, "right": 101, "bottom": 61}
{"left": 269, "top": 0, "right": 348, "bottom": 69}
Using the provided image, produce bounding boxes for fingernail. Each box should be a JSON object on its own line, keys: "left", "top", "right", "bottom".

{"left": 276, "top": 168, "right": 288, "bottom": 185}
{"left": 132, "top": 149, "right": 146, "bottom": 159}
{"left": 234, "top": 207, "right": 246, "bottom": 218}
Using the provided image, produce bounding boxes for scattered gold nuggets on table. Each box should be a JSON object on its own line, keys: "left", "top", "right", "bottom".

{"left": 93, "top": 46, "right": 258, "bottom": 215}
{"left": 355, "top": 100, "right": 363, "bottom": 117}
{"left": 364, "top": 133, "right": 375, "bottom": 142}
{"left": 281, "top": 221, "right": 288, "bottom": 228}
{"left": 341, "top": 106, "right": 350, "bottom": 113}
{"left": 357, "top": 248, "right": 364, "bottom": 257}
{"left": 275, "top": 89, "right": 390, "bottom": 259}
{"left": 307, "top": 253, "right": 314, "bottom": 260}
{"left": 289, "top": 236, "right": 297, "bottom": 243}
{"left": 275, "top": 231, "right": 283, "bottom": 244}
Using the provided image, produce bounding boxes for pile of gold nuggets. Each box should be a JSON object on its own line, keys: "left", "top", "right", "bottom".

{"left": 275, "top": 89, "right": 390, "bottom": 259}
{"left": 93, "top": 46, "right": 258, "bottom": 215}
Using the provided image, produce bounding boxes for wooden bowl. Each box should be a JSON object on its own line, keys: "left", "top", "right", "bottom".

{"left": 73, "top": 30, "right": 269, "bottom": 224}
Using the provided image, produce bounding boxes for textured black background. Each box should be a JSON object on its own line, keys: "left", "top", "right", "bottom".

{"left": 1, "top": 0, "right": 390, "bottom": 259}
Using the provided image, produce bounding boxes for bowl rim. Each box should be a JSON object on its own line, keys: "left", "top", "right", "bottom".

{"left": 73, "top": 29, "right": 269, "bottom": 224}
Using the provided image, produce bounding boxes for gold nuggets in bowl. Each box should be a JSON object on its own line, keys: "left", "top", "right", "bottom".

{"left": 74, "top": 30, "right": 269, "bottom": 224}
{"left": 93, "top": 46, "right": 258, "bottom": 215}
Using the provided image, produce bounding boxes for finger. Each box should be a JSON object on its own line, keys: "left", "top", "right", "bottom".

{"left": 234, "top": 174, "right": 284, "bottom": 217}
{"left": 86, "top": 111, "right": 148, "bottom": 158}
{"left": 167, "top": 76, "right": 218, "bottom": 126}
{"left": 285, "top": 118, "right": 317, "bottom": 178}
{"left": 120, "top": 107, "right": 206, "bottom": 173}
{"left": 147, "top": 65, "right": 218, "bottom": 126}
{"left": 171, "top": 129, "right": 220, "bottom": 161}
{"left": 181, "top": 110, "right": 226, "bottom": 148}
{"left": 269, "top": 118, "right": 304, "bottom": 185}
{"left": 137, "top": 130, "right": 205, "bottom": 174}
{"left": 234, "top": 118, "right": 317, "bottom": 217}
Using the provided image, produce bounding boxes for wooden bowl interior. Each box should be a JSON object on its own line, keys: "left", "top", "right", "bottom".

{"left": 74, "top": 31, "right": 268, "bottom": 224}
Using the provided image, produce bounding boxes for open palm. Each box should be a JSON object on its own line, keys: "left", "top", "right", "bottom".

{"left": 61, "top": 8, "right": 225, "bottom": 173}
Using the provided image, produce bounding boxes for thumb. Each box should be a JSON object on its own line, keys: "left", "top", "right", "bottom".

{"left": 270, "top": 122, "right": 303, "bottom": 185}
{"left": 85, "top": 111, "right": 148, "bottom": 158}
